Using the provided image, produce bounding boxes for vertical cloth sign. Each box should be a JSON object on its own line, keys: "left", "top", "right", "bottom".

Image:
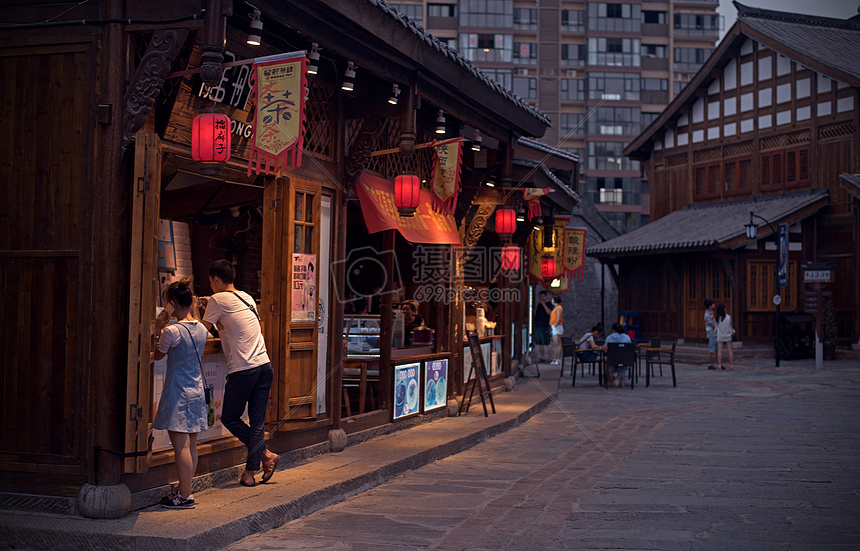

{"left": 563, "top": 229, "right": 586, "bottom": 279}
{"left": 777, "top": 223, "right": 788, "bottom": 287}
{"left": 523, "top": 187, "right": 554, "bottom": 220}
{"left": 248, "top": 52, "right": 307, "bottom": 175}
{"left": 430, "top": 138, "right": 463, "bottom": 213}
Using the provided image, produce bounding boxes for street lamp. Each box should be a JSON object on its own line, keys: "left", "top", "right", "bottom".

{"left": 744, "top": 212, "right": 781, "bottom": 367}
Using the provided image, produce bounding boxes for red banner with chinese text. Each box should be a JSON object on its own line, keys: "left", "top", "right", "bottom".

{"left": 248, "top": 53, "right": 307, "bottom": 175}
{"left": 430, "top": 138, "right": 463, "bottom": 213}
{"left": 563, "top": 229, "right": 586, "bottom": 279}
{"left": 356, "top": 173, "right": 461, "bottom": 245}
{"left": 523, "top": 187, "right": 553, "bottom": 220}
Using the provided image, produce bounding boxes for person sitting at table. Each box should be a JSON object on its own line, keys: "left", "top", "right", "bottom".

{"left": 402, "top": 300, "right": 423, "bottom": 345}
{"left": 576, "top": 325, "right": 603, "bottom": 362}
{"left": 603, "top": 323, "right": 632, "bottom": 387}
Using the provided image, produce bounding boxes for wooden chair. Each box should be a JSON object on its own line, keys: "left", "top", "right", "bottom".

{"left": 645, "top": 341, "right": 677, "bottom": 387}
{"left": 559, "top": 342, "right": 575, "bottom": 379}
{"left": 605, "top": 342, "right": 636, "bottom": 389}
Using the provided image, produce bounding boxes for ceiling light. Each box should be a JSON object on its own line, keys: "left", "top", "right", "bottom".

{"left": 307, "top": 42, "right": 320, "bottom": 75}
{"left": 342, "top": 61, "right": 356, "bottom": 91}
{"left": 247, "top": 9, "right": 262, "bottom": 46}
{"left": 471, "top": 129, "right": 482, "bottom": 151}
{"left": 485, "top": 181, "right": 495, "bottom": 187}
{"left": 435, "top": 109, "right": 446, "bottom": 134}
{"left": 389, "top": 84, "right": 400, "bottom": 105}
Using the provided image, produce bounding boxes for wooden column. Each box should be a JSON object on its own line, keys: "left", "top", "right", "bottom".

{"left": 378, "top": 230, "right": 395, "bottom": 410}
{"left": 330, "top": 188, "right": 347, "bottom": 430}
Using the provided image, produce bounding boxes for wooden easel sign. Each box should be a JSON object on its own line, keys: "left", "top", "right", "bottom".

{"left": 459, "top": 330, "right": 496, "bottom": 416}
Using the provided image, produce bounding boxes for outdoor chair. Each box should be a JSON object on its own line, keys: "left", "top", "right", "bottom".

{"left": 572, "top": 346, "right": 603, "bottom": 387}
{"left": 605, "top": 342, "right": 636, "bottom": 389}
{"left": 645, "top": 341, "right": 677, "bottom": 387}
{"left": 560, "top": 342, "right": 575, "bottom": 379}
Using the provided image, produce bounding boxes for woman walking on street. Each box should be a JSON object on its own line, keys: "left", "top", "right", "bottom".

{"left": 715, "top": 303, "right": 734, "bottom": 371}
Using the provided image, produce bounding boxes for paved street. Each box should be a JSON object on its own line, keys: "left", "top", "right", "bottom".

{"left": 224, "top": 359, "right": 860, "bottom": 550}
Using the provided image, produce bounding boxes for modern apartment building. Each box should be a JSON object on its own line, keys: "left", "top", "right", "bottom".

{"left": 391, "top": 0, "right": 720, "bottom": 233}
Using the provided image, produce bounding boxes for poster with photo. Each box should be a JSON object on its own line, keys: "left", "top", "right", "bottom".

{"left": 393, "top": 362, "right": 420, "bottom": 420}
{"left": 291, "top": 253, "right": 317, "bottom": 322}
{"left": 491, "top": 338, "right": 502, "bottom": 375}
{"left": 424, "top": 359, "right": 448, "bottom": 411}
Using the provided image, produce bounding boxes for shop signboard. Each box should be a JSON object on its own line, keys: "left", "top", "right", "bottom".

{"left": 393, "top": 362, "right": 421, "bottom": 420}
{"left": 424, "top": 359, "right": 448, "bottom": 412}
{"left": 291, "top": 253, "right": 317, "bottom": 322}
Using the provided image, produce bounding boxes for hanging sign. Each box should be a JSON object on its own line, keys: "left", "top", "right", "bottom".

{"left": 563, "top": 228, "right": 587, "bottom": 279}
{"left": 291, "top": 253, "right": 317, "bottom": 322}
{"left": 523, "top": 187, "right": 554, "bottom": 220}
{"left": 248, "top": 52, "right": 307, "bottom": 175}
{"left": 777, "top": 223, "right": 788, "bottom": 287}
{"left": 430, "top": 138, "right": 463, "bottom": 213}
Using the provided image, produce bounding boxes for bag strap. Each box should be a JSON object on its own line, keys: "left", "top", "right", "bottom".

{"left": 229, "top": 290, "right": 261, "bottom": 322}
{"left": 178, "top": 322, "right": 208, "bottom": 389}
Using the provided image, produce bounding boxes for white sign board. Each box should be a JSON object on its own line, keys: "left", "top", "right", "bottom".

{"left": 803, "top": 270, "right": 833, "bottom": 283}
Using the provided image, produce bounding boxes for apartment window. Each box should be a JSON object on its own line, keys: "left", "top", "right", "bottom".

{"left": 641, "top": 112, "right": 659, "bottom": 127}
{"left": 560, "top": 113, "right": 586, "bottom": 136}
{"left": 674, "top": 47, "right": 712, "bottom": 71}
{"left": 642, "top": 78, "right": 668, "bottom": 91}
{"left": 587, "top": 176, "right": 641, "bottom": 205}
{"left": 588, "top": 73, "right": 640, "bottom": 101}
{"left": 561, "top": 44, "right": 587, "bottom": 66}
{"left": 512, "top": 77, "right": 536, "bottom": 99}
{"left": 643, "top": 10, "right": 665, "bottom": 24}
{"left": 561, "top": 78, "right": 586, "bottom": 101}
{"left": 513, "top": 42, "right": 537, "bottom": 65}
{"left": 587, "top": 3, "right": 641, "bottom": 32}
{"left": 588, "top": 107, "right": 641, "bottom": 136}
{"left": 642, "top": 44, "right": 667, "bottom": 59}
{"left": 673, "top": 13, "right": 720, "bottom": 37}
{"left": 389, "top": 3, "right": 423, "bottom": 26}
{"left": 588, "top": 38, "right": 641, "bottom": 67}
{"left": 428, "top": 3, "right": 456, "bottom": 18}
{"left": 513, "top": 7, "right": 536, "bottom": 29}
{"left": 480, "top": 68, "right": 512, "bottom": 90}
{"left": 459, "top": 0, "right": 513, "bottom": 27}
{"left": 673, "top": 80, "right": 687, "bottom": 96}
{"left": 561, "top": 10, "right": 585, "bottom": 32}
{"left": 460, "top": 33, "right": 513, "bottom": 62}
{"left": 587, "top": 141, "right": 638, "bottom": 171}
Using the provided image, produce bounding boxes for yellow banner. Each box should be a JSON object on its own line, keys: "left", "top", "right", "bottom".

{"left": 431, "top": 138, "right": 462, "bottom": 212}
{"left": 563, "top": 229, "right": 586, "bottom": 276}
{"left": 249, "top": 55, "right": 306, "bottom": 174}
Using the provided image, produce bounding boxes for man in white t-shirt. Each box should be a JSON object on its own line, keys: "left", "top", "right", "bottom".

{"left": 197, "top": 260, "right": 279, "bottom": 487}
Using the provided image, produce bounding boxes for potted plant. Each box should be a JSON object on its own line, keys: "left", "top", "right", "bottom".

{"left": 822, "top": 298, "right": 837, "bottom": 360}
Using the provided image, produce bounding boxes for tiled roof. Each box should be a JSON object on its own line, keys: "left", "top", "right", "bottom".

{"left": 587, "top": 190, "right": 828, "bottom": 257}
{"left": 517, "top": 137, "right": 580, "bottom": 164}
{"left": 513, "top": 157, "right": 579, "bottom": 203}
{"left": 367, "top": 0, "right": 552, "bottom": 127}
{"left": 737, "top": 2, "right": 860, "bottom": 84}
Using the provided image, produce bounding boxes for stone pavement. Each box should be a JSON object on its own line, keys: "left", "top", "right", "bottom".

{"left": 2, "top": 350, "right": 858, "bottom": 550}
{"left": 220, "top": 353, "right": 860, "bottom": 550}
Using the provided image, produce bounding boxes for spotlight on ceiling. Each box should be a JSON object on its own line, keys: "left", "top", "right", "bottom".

{"left": 246, "top": 9, "right": 262, "bottom": 46}
{"left": 435, "top": 109, "right": 446, "bottom": 134}
{"left": 389, "top": 84, "right": 400, "bottom": 105}
{"left": 307, "top": 42, "right": 320, "bottom": 75}
{"left": 342, "top": 61, "right": 356, "bottom": 92}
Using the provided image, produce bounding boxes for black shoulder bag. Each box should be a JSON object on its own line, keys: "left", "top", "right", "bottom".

{"left": 178, "top": 323, "right": 214, "bottom": 413}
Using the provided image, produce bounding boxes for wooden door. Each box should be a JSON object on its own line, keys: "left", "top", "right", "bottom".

{"left": 682, "top": 259, "right": 732, "bottom": 341}
{"left": 123, "top": 132, "right": 161, "bottom": 473}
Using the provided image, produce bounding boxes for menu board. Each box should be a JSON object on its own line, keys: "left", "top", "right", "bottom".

{"left": 393, "top": 362, "right": 420, "bottom": 420}
{"left": 424, "top": 359, "right": 448, "bottom": 412}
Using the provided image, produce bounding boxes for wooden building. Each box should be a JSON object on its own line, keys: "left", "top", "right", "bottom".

{"left": 0, "top": 0, "right": 579, "bottom": 516}
{"left": 587, "top": 3, "right": 859, "bottom": 349}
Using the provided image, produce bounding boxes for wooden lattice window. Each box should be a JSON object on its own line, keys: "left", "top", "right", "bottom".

{"left": 747, "top": 260, "right": 797, "bottom": 312}
{"left": 708, "top": 164, "right": 720, "bottom": 195}
{"left": 294, "top": 190, "right": 315, "bottom": 254}
{"left": 772, "top": 153, "right": 782, "bottom": 187}
{"left": 724, "top": 161, "right": 736, "bottom": 192}
{"left": 694, "top": 166, "right": 707, "bottom": 197}
{"left": 786, "top": 150, "right": 797, "bottom": 184}
{"left": 786, "top": 147, "right": 809, "bottom": 188}
{"left": 738, "top": 159, "right": 751, "bottom": 190}
{"left": 798, "top": 149, "right": 809, "bottom": 181}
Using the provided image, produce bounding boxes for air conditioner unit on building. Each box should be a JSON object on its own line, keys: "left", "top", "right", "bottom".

{"left": 566, "top": 69, "right": 578, "bottom": 77}
{"left": 515, "top": 68, "right": 529, "bottom": 76}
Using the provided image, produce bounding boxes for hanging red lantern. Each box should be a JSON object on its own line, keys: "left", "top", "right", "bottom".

{"left": 541, "top": 257, "right": 558, "bottom": 279}
{"left": 192, "top": 108, "right": 231, "bottom": 176}
{"left": 501, "top": 244, "right": 521, "bottom": 273}
{"left": 394, "top": 173, "right": 420, "bottom": 217}
{"left": 495, "top": 207, "right": 516, "bottom": 238}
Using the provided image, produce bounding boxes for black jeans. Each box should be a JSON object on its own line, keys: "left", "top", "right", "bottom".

{"left": 221, "top": 362, "right": 273, "bottom": 471}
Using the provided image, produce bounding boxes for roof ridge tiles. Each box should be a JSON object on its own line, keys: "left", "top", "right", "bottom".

{"left": 734, "top": 1, "right": 860, "bottom": 30}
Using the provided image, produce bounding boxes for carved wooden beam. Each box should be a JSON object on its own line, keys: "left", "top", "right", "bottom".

{"left": 122, "top": 29, "right": 190, "bottom": 150}
{"left": 344, "top": 118, "right": 384, "bottom": 189}
{"left": 461, "top": 203, "right": 495, "bottom": 253}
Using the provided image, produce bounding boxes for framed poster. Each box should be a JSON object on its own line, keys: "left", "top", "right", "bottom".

{"left": 393, "top": 362, "right": 421, "bottom": 420}
{"left": 291, "top": 253, "right": 317, "bottom": 322}
{"left": 491, "top": 338, "right": 502, "bottom": 375}
{"left": 481, "top": 342, "right": 491, "bottom": 376}
{"left": 424, "top": 359, "right": 448, "bottom": 412}
{"left": 157, "top": 219, "right": 177, "bottom": 271}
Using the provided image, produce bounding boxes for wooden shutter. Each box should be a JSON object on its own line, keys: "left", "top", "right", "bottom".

{"left": 123, "top": 132, "right": 161, "bottom": 473}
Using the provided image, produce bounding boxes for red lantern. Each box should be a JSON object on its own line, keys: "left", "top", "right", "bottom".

{"left": 495, "top": 207, "right": 516, "bottom": 238}
{"left": 192, "top": 109, "right": 231, "bottom": 175}
{"left": 541, "top": 257, "right": 558, "bottom": 279}
{"left": 394, "top": 173, "right": 420, "bottom": 217}
{"left": 501, "top": 244, "right": 520, "bottom": 272}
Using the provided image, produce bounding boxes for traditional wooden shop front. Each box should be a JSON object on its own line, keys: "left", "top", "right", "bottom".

{"left": 587, "top": 3, "right": 859, "bottom": 349}
{"left": 0, "top": 0, "right": 553, "bottom": 516}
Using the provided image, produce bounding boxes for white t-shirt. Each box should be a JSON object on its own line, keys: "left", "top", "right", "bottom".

{"left": 203, "top": 291, "right": 270, "bottom": 374}
{"left": 716, "top": 314, "right": 733, "bottom": 342}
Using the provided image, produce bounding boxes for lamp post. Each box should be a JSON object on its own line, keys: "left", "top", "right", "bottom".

{"left": 744, "top": 212, "right": 781, "bottom": 367}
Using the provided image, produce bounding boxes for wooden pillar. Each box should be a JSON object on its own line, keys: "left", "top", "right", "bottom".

{"left": 330, "top": 188, "right": 347, "bottom": 430}
{"left": 378, "top": 230, "right": 395, "bottom": 410}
